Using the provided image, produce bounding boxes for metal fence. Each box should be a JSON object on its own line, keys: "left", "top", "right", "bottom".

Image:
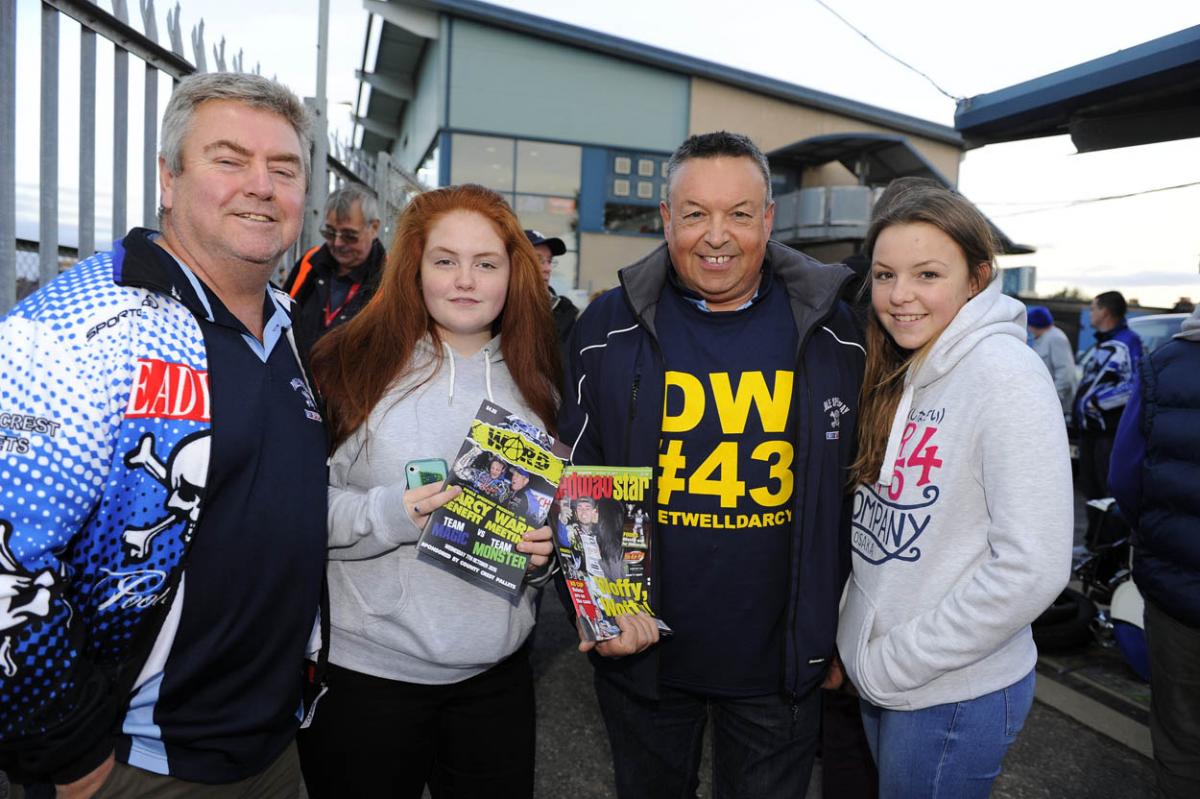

{"left": 0, "top": 0, "right": 424, "bottom": 312}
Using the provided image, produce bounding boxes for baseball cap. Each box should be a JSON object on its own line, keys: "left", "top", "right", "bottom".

{"left": 524, "top": 229, "right": 566, "bottom": 256}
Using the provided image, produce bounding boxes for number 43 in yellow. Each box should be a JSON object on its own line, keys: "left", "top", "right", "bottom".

{"left": 658, "top": 440, "right": 794, "bottom": 508}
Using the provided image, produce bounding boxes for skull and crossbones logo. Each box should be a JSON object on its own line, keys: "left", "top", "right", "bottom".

{"left": 0, "top": 520, "right": 57, "bottom": 677}
{"left": 122, "top": 431, "right": 210, "bottom": 561}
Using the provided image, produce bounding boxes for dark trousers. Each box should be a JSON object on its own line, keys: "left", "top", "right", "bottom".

{"left": 593, "top": 672, "right": 820, "bottom": 799}
{"left": 1145, "top": 599, "right": 1200, "bottom": 798}
{"left": 820, "top": 689, "right": 878, "bottom": 799}
{"left": 297, "top": 650, "right": 535, "bottom": 799}
{"left": 1079, "top": 431, "right": 1116, "bottom": 500}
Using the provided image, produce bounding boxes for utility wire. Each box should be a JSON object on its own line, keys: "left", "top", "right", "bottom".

{"left": 987, "top": 180, "right": 1200, "bottom": 218}
{"left": 813, "top": 0, "right": 962, "bottom": 102}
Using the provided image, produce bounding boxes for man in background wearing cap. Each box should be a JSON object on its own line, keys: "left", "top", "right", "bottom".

{"left": 1028, "top": 305, "right": 1078, "bottom": 423}
{"left": 525, "top": 230, "right": 578, "bottom": 344}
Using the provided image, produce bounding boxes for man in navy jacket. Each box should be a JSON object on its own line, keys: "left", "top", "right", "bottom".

{"left": 558, "top": 132, "right": 864, "bottom": 798}
{"left": 1110, "top": 305, "right": 1200, "bottom": 798}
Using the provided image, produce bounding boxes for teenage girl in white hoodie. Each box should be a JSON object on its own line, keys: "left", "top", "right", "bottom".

{"left": 836, "top": 180, "right": 1073, "bottom": 797}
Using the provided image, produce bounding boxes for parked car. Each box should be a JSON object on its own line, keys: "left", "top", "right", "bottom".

{"left": 1127, "top": 311, "right": 1188, "bottom": 354}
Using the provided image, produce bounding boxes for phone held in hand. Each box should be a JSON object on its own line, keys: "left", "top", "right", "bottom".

{"left": 405, "top": 458, "right": 448, "bottom": 490}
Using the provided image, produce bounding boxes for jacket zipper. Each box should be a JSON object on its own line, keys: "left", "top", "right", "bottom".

{"left": 788, "top": 355, "right": 813, "bottom": 706}
{"left": 629, "top": 322, "right": 666, "bottom": 687}
{"left": 623, "top": 372, "right": 642, "bottom": 463}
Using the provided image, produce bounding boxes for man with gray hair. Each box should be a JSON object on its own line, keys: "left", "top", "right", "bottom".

{"left": 558, "top": 130, "right": 864, "bottom": 796}
{"left": 0, "top": 72, "right": 327, "bottom": 797}
{"left": 283, "top": 184, "right": 385, "bottom": 356}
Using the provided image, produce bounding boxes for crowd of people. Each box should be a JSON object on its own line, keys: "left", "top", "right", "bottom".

{"left": 0, "top": 71, "right": 1194, "bottom": 799}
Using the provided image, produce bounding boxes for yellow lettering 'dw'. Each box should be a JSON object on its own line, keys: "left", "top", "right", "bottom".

{"left": 711, "top": 370, "right": 793, "bottom": 433}
{"left": 663, "top": 370, "right": 793, "bottom": 434}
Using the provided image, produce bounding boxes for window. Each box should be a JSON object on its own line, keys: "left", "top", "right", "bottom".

{"left": 417, "top": 144, "right": 440, "bottom": 188}
{"left": 604, "top": 204, "right": 663, "bottom": 235}
{"left": 450, "top": 134, "right": 514, "bottom": 192}
{"left": 516, "top": 141, "right": 581, "bottom": 197}
{"left": 599, "top": 150, "right": 670, "bottom": 236}
{"left": 514, "top": 195, "right": 577, "bottom": 239}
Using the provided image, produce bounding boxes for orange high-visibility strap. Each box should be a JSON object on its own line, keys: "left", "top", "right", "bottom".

{"left": 288, "top": 245, "right": 323, "bottom": 299}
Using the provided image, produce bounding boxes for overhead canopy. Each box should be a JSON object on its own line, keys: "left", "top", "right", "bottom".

{"left": 767, "top": 134, "right": 1033, "bottom": 255}
{"left": 768, "top": 132, "right": 955, "bottom": 186}
{"left": 357, "top": 12, "right": 429, "bottom": 155}
{"left": 954, "top": 25, "right": 1200, "bottom": 152}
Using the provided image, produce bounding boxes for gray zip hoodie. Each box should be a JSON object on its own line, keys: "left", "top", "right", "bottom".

{"left": 838, "top": 280, "right": 1074, "bottom": 710}
{"left": 325, "top": 335, "right": 543, "bottom": 684}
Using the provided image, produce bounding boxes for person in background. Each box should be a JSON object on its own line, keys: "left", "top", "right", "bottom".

{"left": 1074, "top": 290, "right": 1142, "bottom": 499}
{"left": 297, "top": 184, "right": 561, "bottom": 798}
{"left": 525, "top": 229, "right": 578, "bottom": 344}
{"left": 1109, "top": 304, "right": 1200, "bottom": 799}
{"left": 1027, "top": 305, "right": 1077, "bottom": 423}
{"left": 283, "top": 184, "right": 386, "bottom": 357}
{"left": 838, "top": 180, "right": 1073, "bottom": 798}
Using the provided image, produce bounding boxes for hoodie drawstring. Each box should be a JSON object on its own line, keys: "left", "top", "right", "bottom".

{"left": 483, "top": 347, "right": 495, "bottom": 402}
{"left": 441, "top": 341, "right": 497, "bottom": 404}
{"left": 443, "top": 341, "right": 456, "bottom": 405}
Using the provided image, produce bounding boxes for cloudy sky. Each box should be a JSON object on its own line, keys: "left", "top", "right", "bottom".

{"left": 15, "top": 0, "right": 1200, "bottom": 306}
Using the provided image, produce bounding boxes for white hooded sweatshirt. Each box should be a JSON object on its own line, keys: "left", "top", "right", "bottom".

{"left": 838, "top": 280, "right": 1074, "bottom": 710}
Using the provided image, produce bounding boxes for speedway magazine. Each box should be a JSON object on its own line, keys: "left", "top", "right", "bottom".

{"left": 416, "top": 400, "right": 567, "bottom": 599}
{"left": 552, "top": 466, "right": 672, "bottom": 641}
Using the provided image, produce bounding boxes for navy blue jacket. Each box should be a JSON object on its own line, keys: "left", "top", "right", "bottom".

{"left": 558, "top": 241, "right": 865, "bottom": 701}
{"left": 1110, "top": 331, "right": 1200, "bottom": 628}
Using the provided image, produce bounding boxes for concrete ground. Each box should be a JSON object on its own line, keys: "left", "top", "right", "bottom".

{"left": 531, "top": 595, "right": 1159, "bottom": 799}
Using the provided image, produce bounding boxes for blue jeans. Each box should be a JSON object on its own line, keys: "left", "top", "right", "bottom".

{"left": 593, "top": 673, "right": 820, "bottom": 799}
{"left": 860, "top": 670, "right": 1035, "bottom": 799}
